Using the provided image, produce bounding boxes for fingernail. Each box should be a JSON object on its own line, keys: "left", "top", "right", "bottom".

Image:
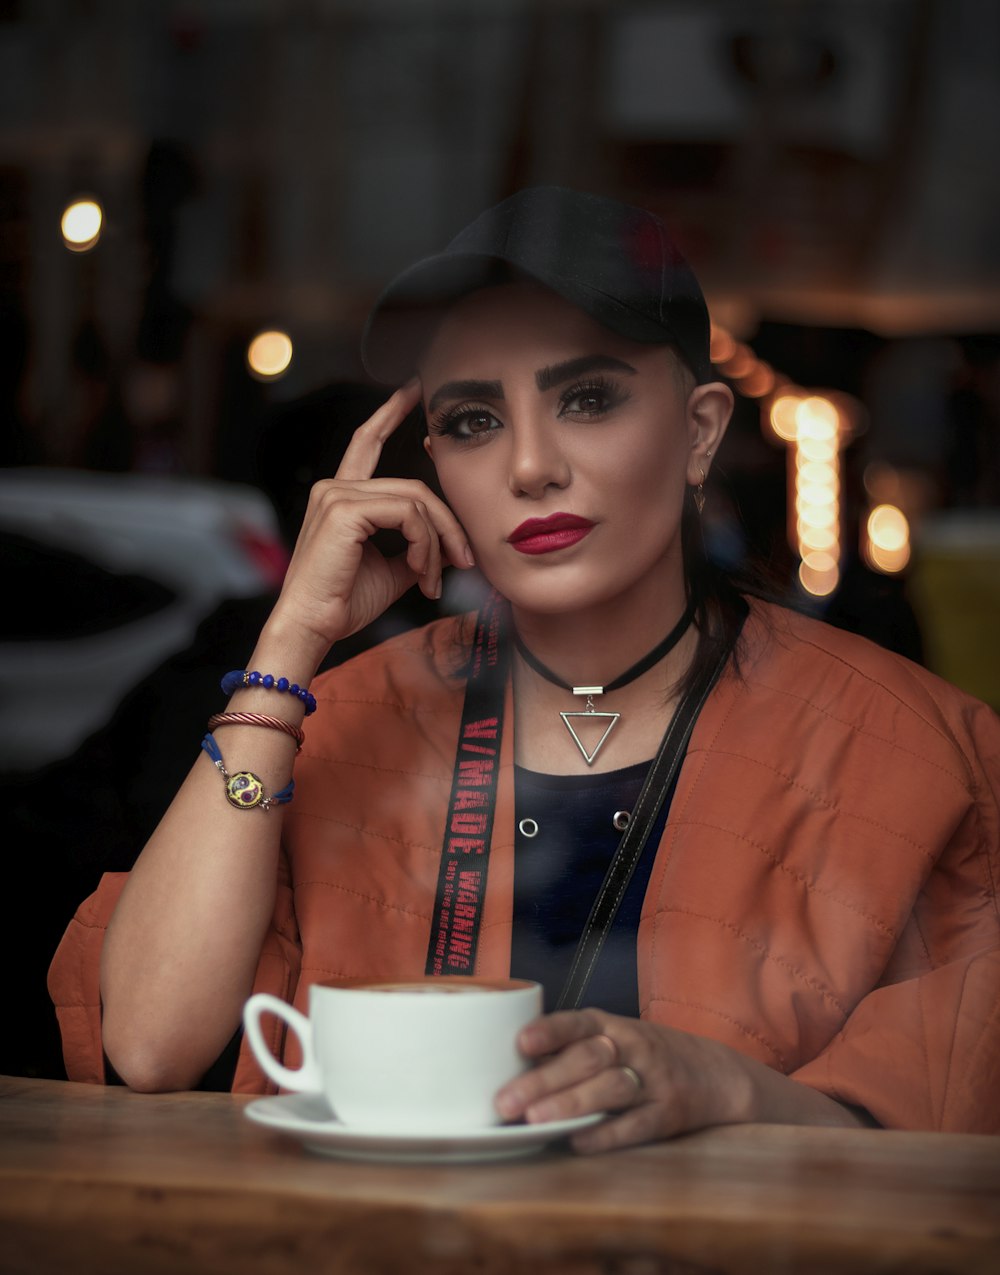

{"left": 433, "top": 579, "right": 442, "bottom": 600}
{"left": 463, "top": 544, "right": 475, "bottom": 567}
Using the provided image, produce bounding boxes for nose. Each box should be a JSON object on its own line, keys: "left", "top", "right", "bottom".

{"left": 506, "top": 408, "right": 571, "bottom": 499}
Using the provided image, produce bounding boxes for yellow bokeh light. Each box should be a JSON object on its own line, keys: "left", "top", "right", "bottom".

{"left": 798, "top": 483, "right": 838, "bottom": 508}
{"left": 799, "top": 552, "right": 840, "bottom": 597}
{"left": 769, "top": 394, "right": 802, "bottom": 442}
{"left": 795, "top": 396, "right": 840, "bottom": 441}
{"left": 867, "top": 503, "right": 909, "bottom": 552}
{"left": 61, "top": 198, "right": 103, "bottom": 251}
{"left": 797, "top": 435, "right": 837, "bottom": 463}
{"left": 798, "top": 523, "right": 839, "bottom": 553}
{"left": 797, "top": 503, "right": 838, "bottom": 529}
{"left": 867, "top": 541, "right": 911, "bottom": 575}
{"left": 796, "top": 458, "right": 838, "bottom": 484}
{"left": 247, "top": 329, "right": 294, "bottom": 380}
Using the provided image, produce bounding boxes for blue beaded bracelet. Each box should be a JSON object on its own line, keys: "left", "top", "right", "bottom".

{"left": 221, "top": 669, "right": 317, "bottom": 716}
{"left": 201, "top": 733, "right": 295, "bottom": 812}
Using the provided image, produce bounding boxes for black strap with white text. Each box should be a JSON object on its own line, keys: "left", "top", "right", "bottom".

{"left": 425, "top": 590, "right": 509, "bottom": 976}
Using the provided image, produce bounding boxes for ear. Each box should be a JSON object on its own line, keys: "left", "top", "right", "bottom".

{"left": 422, "top": 435, "right": 434, "bottom": 462}
{"left": 685, "top": 381, "right": 733, "bottom": 487}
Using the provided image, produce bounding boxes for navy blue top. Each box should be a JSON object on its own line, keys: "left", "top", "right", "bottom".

{"left": 509, "top": 759, "right": 675, "bottom": 1016}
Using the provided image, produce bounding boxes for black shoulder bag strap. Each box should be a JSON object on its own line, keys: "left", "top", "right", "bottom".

{"left": 555, "top": 600, "right": 748, "bottom": 1011}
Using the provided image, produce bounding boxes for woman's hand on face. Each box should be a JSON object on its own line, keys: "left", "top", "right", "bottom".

{"left": 267, "top": 379, "right": 474, "bottom": 657}
{"left": 493, "top": 1009, "right": 751, "bottom": 1154}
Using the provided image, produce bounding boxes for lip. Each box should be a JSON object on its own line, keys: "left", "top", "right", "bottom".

{"left": 507, "top": 513, "right": 595, "bottom": 556}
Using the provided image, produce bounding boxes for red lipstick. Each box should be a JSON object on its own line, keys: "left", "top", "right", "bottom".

{"left": 507, "top": 513, "right": 595, "bottom": 556}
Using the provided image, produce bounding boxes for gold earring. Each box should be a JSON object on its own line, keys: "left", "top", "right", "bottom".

{"left": 694, "top": 466, "right": 707, "bottom": 514}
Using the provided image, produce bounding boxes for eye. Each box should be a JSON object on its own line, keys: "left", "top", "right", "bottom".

{"left": 429, "top": 403, "right": 502, "bottom": 443}
{"left": 558, "top": 377, "right": 629, "bottom": 419}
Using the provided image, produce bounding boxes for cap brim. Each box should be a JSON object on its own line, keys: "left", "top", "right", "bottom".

{"left": 360, "top": 251, "right": 707, "bottom": 385}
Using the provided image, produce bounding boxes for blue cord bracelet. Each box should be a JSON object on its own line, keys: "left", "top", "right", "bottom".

{"left": 201, "top": 732, "right": 295, "bottom": 812}
{"left": 221, "top": 669, "right": 317, "bottom": 715}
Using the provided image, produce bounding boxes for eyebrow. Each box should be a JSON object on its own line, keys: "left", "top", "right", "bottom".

{"left": 535, "top": 354, "right": 638, "bottom": 391}
{"left": 427, "top": 379, "right": 503, "bottom": 414}
{"left": 426, "top": 354, "right": 638, "bottom": 414}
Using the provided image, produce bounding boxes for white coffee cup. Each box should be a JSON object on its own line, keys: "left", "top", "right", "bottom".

{"left": 243, "top": 976, "right": 543, "bottom": 1133}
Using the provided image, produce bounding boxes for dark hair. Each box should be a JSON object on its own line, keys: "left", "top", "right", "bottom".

{"left": 679, "top": 495, "right": 750, "bottom": 698}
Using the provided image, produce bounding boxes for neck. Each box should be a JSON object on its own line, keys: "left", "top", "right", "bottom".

{"left": 509, "top": 576, "right": 691, "bottom": 691}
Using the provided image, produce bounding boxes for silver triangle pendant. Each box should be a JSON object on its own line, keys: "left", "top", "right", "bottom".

{"left": 559, "top": 707, "right": 620, "bottom": 766}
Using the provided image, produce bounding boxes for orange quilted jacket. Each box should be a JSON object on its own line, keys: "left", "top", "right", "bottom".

{"left": 48, "top": 599, "right": 1000, "bottom": 1130}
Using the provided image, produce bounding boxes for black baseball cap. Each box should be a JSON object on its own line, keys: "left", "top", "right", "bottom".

{"left": 360, "top": 185, "right": 713, "bottom": 385}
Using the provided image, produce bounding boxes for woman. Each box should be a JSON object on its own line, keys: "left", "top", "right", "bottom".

{"left": 50, "top": 186, "right": 1000, "bottom": 1147}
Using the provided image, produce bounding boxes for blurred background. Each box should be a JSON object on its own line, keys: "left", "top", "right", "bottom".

{"left": 2, "top": 0, "right": 999, "bottom": 1079}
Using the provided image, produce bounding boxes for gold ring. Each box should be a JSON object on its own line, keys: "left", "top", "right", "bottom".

{"left": 594, "top": 1032, "right": 619, "bottom": 1066}
{"left": 621, "top": 1065, "right": 643, "bottom": 1095}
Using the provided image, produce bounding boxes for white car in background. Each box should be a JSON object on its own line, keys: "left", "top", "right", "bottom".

{"left": 0, "top": 467, "right": 289, "bottom": 773}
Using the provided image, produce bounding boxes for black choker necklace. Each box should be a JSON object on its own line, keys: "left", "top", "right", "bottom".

{"left": 512, "top": 601, "right": 696, "bottom": 765}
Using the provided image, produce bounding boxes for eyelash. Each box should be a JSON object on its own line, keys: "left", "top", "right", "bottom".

{"left": 428, "top": 376, "right": 630, "bottom": 443}
{"left": 558, "top": 376, "right": 630, "bottom": 418}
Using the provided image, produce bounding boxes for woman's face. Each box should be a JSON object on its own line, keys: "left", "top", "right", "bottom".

{"left": 420, "top": 282, "right": 725, "bottom": 620}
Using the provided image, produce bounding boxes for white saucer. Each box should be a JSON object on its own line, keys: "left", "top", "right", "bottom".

{"left": 244, "top": 1092, "right": 605, "bottom": 1163}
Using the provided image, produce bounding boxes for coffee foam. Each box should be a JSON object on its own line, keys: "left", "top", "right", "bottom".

{"left": 369, "top": 983, "right": 489, "bottom": 994}
{"left": 318, "top": 976, "right": 534, "bottom": 994}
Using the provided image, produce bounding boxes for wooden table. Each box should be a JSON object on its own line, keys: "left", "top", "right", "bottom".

{"left": 2, "top": 1075, "right": 998, "bottom": 1274}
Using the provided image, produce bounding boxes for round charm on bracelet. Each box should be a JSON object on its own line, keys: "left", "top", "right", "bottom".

{"left": 200, "top": 732, "right": 295, "bottom": 811}
{"left": 226, "top": 771, "right": 266, "bottom": 810}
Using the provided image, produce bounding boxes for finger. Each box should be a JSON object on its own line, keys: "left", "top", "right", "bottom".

{"left": 309, "top": 491, "right": 442, "bottom": 597}
{"left": 378, "top": 497, "right": 441, "bottom": 588}
{"left": 404, "top": 499, "right": 443, "bottom": 598}
{"left": 516, "top": 1009, "right": 609, "bottom": 1059}
{"left": 391, "top": 482, "right": 472, "bottom": 573}
{"left": 333, "top": 474, "right": 473, "bottom": 574}
{"left": 335, "top": 379, "right": 422, "bottom": 483}
{"left": 521, "top": 1061, "right": 646, "bottom": 1127}
{"left": 496, "top": 1020, "right": 620, "bottom": 1120}
{"left": 570, "top": 1103, "right": 672, "bottom": 1155}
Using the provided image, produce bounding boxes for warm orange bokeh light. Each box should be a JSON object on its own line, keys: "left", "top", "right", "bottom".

{"left": 864, "top": 503, "right": 911, "bottom": 575}
{"left": 247, "top": 329, "right": 294, "bottom": 380}
{"left": 61, "top": 198, "right": 103, "bottom": 251}
{"left": 769, "top": 394, "right": 802, "bottom": 442}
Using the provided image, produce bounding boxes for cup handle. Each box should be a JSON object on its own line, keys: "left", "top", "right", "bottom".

{"left": 243, "top": 993, "right": 323, "bottom": 1093}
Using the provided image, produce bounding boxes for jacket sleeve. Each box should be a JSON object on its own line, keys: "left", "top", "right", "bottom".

{"left": 47, "top": 851, "right": 303, "bottom": 1091}
{"left": 790, "top": 946, "right": 1000, "bottom": 1131}
{"left": 791, "top": 698, "right": 1000, "bottom": 1133}
{"left": 47, "top": 872, "right": 129, "bottom": 1084}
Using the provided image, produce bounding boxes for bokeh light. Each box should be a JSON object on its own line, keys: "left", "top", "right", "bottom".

{"left": 795, "top": 395, "right": 840, "bottom": 441}
{"left": 61, "top": 198, "right": 103, "bottom": 252}
{"left": 709, "top": 324, "right": 736, "bottom": 365}
{"left": 868, "top": 503, "right": 909, "bottom": 552}
{"left": 247, "top": 329, "right": 294, "bottom": 380}
{"left": 799, "top": 551, "right": 840, "bottom": 597}
{"left": 768, "top": 393, "right": 802, "bottom": 442}
{"left": 734, "top": 361, "right": 776, "bottom": 399}
{"left": 720, "top": 343, "right": 756, "bottom": 379}
{"left": 789, "top": 395, "right": 843, "bottom": 597}
{"left": 864, "top": 503, "right": 911, "bottom": 574}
